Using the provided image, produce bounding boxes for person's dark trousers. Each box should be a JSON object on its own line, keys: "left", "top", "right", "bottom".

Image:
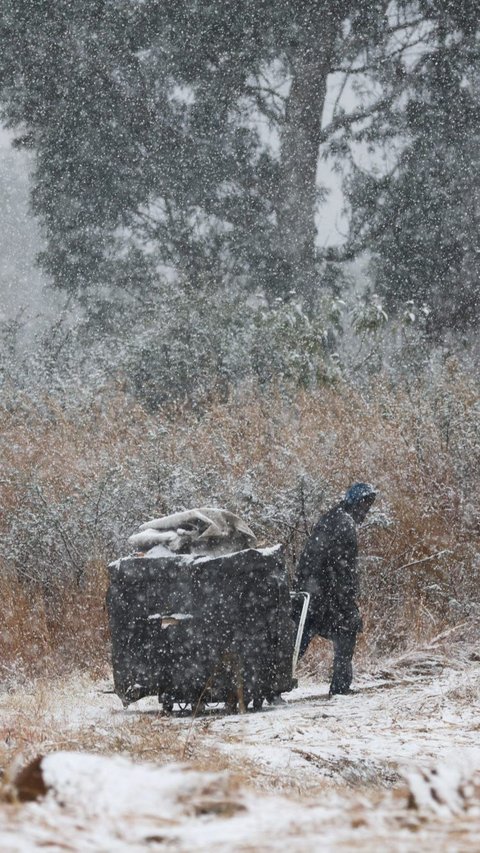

{"left": 329, "top": 631, "right": 357, "bottom": 695}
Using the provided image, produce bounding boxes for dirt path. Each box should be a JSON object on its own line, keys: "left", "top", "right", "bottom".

{"left": 0, "top": 641, "right": 479, "bottom": 850}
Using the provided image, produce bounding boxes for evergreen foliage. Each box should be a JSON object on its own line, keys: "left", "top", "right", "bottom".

{"left": 0, "top": 0, "right": 392, "bottom": 308}
{"left": 346, "top": 1, "right": 480, "bottom": 333}
{"left": 1, "top": 1, "right": 479, "bottom": 344}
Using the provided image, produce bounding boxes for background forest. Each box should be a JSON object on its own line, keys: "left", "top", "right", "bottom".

{"left": 1, "top": 0, "right": 480, "bottom": 678}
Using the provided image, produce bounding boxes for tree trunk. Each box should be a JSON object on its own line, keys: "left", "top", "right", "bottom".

{"left": 276, "top": 14, "right": 338, "bottom": 304}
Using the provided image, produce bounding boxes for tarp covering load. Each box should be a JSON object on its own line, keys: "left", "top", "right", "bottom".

{"left": 127, "top": 507, "right": 257, "bottom": 557}
{"left": 108, "top": 509, "right": 295, "bottom": 712}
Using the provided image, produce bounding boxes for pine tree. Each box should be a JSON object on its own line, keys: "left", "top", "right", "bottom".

{"left": 345, "top": 1, "right": 480, "bottom": 334}
{"left": 4, "top": 0, "right": 472, "bottom": 332}
{"left": 0, "top": 0, "right": 397, "bottom": 311}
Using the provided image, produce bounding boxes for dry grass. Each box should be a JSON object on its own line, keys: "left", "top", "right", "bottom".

{"left": 0, "top": 563, "right": 109, "bottom": 682}
{"left": 0, "top": 671, "right": 269, "bottom": 806}
{"left": 1, "top": 362, "right": 480, "bottom": 677}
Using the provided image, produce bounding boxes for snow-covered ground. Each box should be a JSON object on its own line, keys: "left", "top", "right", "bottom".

{"left": 1, "top": 638, "right": 480, "bottom": 850}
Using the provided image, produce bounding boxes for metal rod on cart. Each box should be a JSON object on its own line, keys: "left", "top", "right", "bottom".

{"left": 290, "top": 591, "right": 310, "bottom": 676}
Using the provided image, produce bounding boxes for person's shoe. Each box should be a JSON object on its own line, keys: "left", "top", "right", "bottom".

{"left": 328, "top": 687, "right": 352, "bottom": 697}
{"left": 268, "top": 694, "right": 287, "bottom": 706}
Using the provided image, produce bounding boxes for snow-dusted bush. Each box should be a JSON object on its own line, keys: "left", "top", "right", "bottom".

{"left": 1, "top": 359, "right": 480, "bottom": 675}
{"left": 0, "top": 276, "right": 344, "bottom": 412}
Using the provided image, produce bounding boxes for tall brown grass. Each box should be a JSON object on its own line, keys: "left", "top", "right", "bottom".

{"left": 1, "top": 360, "right": 479, "bottom": 677}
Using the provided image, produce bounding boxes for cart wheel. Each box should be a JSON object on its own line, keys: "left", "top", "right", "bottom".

{"left": 224, "top": 693, "right": 238, "bottom": 714}
{"left": 193, "top": 697, "right": 206, "bottom": 716}
{"left": 160, "top": 693, "right": 174, "bottom": 713}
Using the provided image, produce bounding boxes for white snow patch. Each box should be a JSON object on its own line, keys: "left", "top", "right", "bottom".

{"left": 3, "top": 644, "right": 480, "bottom": 848}
{"left": 257, "top": 544, "right": 283, "bottom": 557}
{"left": 138, "top": 546, "right": 195, "bottom": 561}
{"left": 193, "top": 544, "right": 282, "bottom": 563}
{"left": 6, "top": 745, "right": 480, "bottom": 851}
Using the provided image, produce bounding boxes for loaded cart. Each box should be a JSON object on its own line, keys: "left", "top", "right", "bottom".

{"left": 107, "top": 545, "right": 307, "bottom": 712}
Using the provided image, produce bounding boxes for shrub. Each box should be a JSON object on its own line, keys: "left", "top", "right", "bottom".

{"left": 1, "top": 361, "right": 480, "bottom": 676}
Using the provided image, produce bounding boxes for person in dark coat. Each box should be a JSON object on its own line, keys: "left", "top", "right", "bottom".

{"left": 295, "top": 482, "right": 376, "bottom": 696}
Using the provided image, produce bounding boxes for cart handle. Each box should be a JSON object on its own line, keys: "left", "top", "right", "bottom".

{"left": 290, "top": 591, "right": 310, "bottom": 677}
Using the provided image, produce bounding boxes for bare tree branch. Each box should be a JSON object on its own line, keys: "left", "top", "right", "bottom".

{"left": 319, "top": 93, "right": 397, "bottom": 144}
{"left": 331, "top": 37, "right": 429, "bottom": 76}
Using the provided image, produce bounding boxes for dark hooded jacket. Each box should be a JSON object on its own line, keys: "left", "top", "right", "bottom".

{"left": 295, "top": 502, "right": 362, "bottom": 637}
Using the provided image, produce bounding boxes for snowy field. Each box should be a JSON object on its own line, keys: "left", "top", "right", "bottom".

{"left": 1, "top": 636, "right": 480, "bottom": 850}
